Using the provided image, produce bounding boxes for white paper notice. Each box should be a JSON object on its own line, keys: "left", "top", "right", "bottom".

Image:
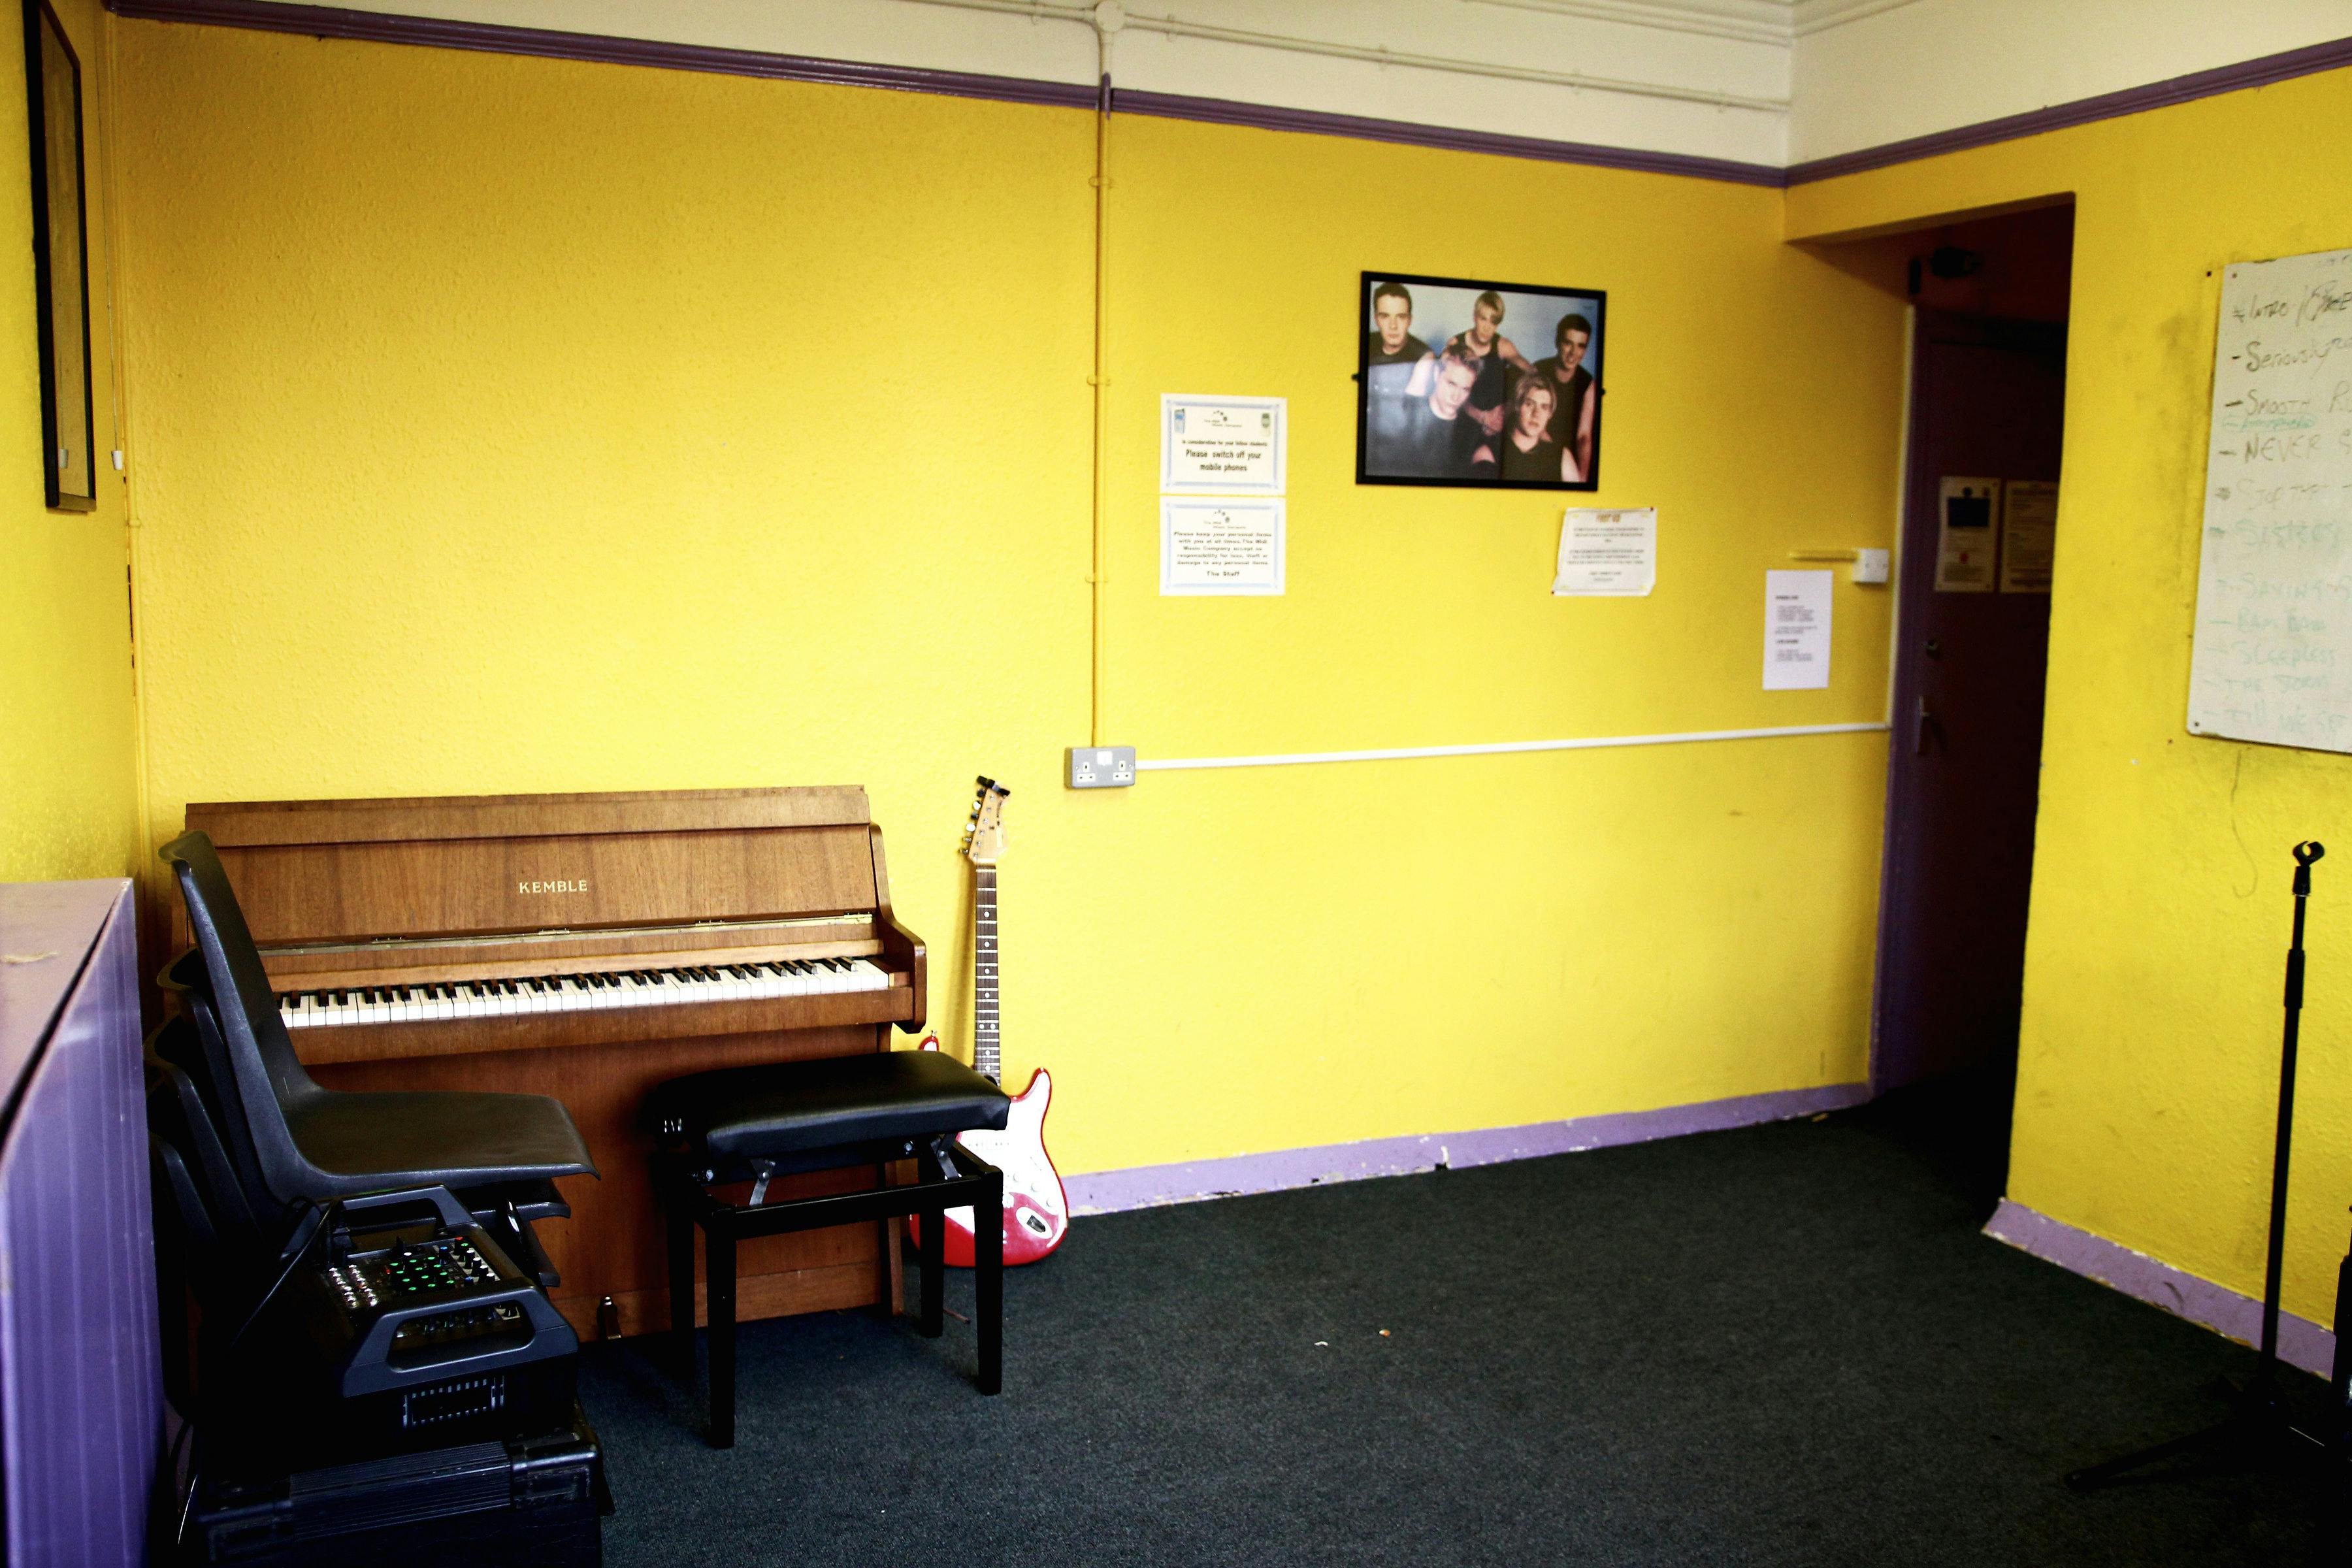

{"left": 1162, "top": 497, "right": 1284, "bottom": 595}
{"left": 1552, "top": 508, "right": 1657, "bottom": 596}
{"left": 1160, "top": 395, "right": 1286, "bottom": 494}
{"left": 1935, "top": 476, "right": 2001, "bottom": 593}
{"left": 1763, "top": 570, "right": 1833, "bottom": 690}
{"left": 2000, "top": 480, "right": 2057, "bottom": 593}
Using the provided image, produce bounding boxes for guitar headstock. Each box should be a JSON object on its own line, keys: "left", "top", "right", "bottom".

{"left": 964, "top": 776, "right": 1011, "bottom": 866}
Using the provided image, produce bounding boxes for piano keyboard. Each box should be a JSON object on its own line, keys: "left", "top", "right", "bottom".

{"left": 278, "top": 958, "right": 890, "bottom": 1030}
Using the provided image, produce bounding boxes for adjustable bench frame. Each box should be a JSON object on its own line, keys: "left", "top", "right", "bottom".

{"left": 653, "top": 1136, "right": 1003, "bottom": 1447}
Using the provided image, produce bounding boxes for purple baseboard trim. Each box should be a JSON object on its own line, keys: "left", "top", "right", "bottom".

{"left": 1064, "top": 1081, "right": 1871, "bottom": 1215}
{"left": 1108, "top": 89, "right": 1784, "bottom": 187}
{"left": 104, "top": 0, "right": 1100, "bottom": 110}
{"left": 1788, "top": 34, "right": 2352, "bottom": 184}
{"left": 1984, "top": 1199, "right": 2334, "bottom": 1379}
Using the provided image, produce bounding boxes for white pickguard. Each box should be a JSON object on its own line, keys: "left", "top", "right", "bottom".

{"left": 944, "top": 1069, "right": 1067, "bottom": 1241}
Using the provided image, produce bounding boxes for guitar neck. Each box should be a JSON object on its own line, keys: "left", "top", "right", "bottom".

{"left": 973, "top": 865, "right": 1000, "bottom": 1083}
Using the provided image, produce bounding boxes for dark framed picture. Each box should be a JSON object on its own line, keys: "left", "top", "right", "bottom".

{"left": 1356, "top": 271, "right": 1605, "bottom": 491}
{"left": 24, "top": 0, "right": 93, "bottom": 512}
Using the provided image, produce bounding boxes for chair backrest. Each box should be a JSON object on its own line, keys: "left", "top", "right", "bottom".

{"left": 150, "top": 1003, "right": 267, "bottom": 1219}
{"left": 145, "top": 1022, "right": 265, "bottom": 1251}
{"left": 159, "top": 830, "right": 329, "bottom": 1209}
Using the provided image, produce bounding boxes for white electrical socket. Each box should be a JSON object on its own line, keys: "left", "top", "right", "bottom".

{"left": 1853, "top": 549, "right": 1891, "bottom": 585}
{"left": 1068, "top": 745, "right": 1137, "bottom": 789}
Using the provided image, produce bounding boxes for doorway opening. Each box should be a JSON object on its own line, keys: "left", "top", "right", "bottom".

{"left": 1863, "top": 203, "right": 2076, "bottom": 1211}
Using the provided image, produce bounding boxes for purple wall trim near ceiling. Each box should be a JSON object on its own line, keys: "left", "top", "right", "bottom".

{"left": 1786, "top": 34, "right": 2352, "bottom": 184}
{"left": 105, "top": 0, "right": 1780, "bottom": 184}
{"left": 101, "top": 0, "right": 2352, "bottom": 193}
{"left": 98, "top": 5, "right": 2352, "bottom": 197}
{"left": 104, "top": 0, "right": 1102, "bottom": 110}
{"left": 1108, "top": 88, "right": 1784, "bottom": 186}
{"left": 1985, "top": 1199, "right": 2334, "bottom": 1379}
{"left": 1063, "top": 1081, "right": 1870, "bottom": 1215}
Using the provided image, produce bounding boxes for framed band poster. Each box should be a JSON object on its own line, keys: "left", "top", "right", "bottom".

{"left": 1356, "top": 271, "right": 1605, "bottom": 492}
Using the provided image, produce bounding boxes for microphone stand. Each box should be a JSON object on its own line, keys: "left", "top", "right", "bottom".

{"left": 2067, "top": 840, "right": 2330, "bottom": 1492}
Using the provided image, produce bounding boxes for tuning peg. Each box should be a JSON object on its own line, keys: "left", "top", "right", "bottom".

{"left": 976, "top": 776, "right": 994, "bottom": 789}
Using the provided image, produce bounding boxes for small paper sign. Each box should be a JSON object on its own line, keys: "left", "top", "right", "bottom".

{"left": 1553, "top": 508, "right": 1657, "bottom": 596}
{"left": 1161, "top": 497, "right": 1285, "bottom": 595}
{"left": 1763, "top": 570, "right": 1833, "bottom": 690}
{"left": 1160, "top": 395, "right": 1286, "bottom": 494}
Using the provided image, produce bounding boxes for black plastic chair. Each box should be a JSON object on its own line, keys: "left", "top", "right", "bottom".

{"left": 159, "top": 831, "right": 598, "bottom": 1219}
{"left": 147, "top": 1020, "right": 263, "bottom": 1254}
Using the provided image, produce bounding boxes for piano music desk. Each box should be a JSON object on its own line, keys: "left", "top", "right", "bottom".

{"left": 178, "top": 787, "right": 928, "bottom": 1339}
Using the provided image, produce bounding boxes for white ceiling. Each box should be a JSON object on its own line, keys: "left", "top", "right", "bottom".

{"left": 198, "top": 0, "right": 2352, "bottom": 170}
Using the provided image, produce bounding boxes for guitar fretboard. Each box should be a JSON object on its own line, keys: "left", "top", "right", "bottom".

{"left": 974, "top": 865, "right": 1000, "bottom": 1083}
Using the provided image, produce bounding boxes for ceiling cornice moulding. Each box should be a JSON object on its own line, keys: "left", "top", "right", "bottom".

{"left": 1464, "top": 0, "right": 1922, "bottom": 46}
{"left": 1462, "top": 0, "right": 1792, "bottom": 47}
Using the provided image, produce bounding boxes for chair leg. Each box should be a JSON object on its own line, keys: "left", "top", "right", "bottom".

{"left": 707, "top": 1217, "right": 738, "bottom": 1449}
{"left": 975, "top": 1168, "right": 1003, "bottom": 1396}
{"left": 666, "top": 1188, "right": 696, "bottom": 1378}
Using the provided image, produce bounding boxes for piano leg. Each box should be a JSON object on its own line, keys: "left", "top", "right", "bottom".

{"left": 708, "top": 1220, "right": 738, "bottom": 1449}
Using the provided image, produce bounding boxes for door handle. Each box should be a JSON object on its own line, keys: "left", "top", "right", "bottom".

{"left": 1914, "top": 695, "right": 1937, "bottom": 755}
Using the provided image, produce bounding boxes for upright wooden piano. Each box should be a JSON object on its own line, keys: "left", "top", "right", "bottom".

{"left": 174, "top": 787, "right": 926, "bottom": 1338}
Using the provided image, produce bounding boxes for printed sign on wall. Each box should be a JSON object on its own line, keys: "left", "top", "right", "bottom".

{"left": 1160, "top": 497, "right": 1284, "bottom": 596}
{"left": 1763, "top": 570, "right": 1833, "bottom": 691}
{"left": 1160, "top": 395, "right": 1286, "bottom": 494}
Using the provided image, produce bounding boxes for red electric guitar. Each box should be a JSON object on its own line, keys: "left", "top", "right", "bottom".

{"left": 913, "top": 777, "right": 1069, "bottom": 1266}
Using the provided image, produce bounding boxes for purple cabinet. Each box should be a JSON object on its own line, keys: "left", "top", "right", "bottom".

{"left": 0, "top": 880, "right": 158, "bottom": 1566}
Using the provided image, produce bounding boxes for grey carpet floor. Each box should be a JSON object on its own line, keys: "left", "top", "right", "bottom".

{"left": 578, "top": 1087, "right": 2331, "bottom": 1566}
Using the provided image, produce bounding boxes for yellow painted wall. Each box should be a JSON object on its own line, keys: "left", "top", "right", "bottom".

{"left": 0, "top": 0, "right": 135, "bottom": 883}
{"left": 1789, "top": 67, "right": 2352, "bottom": 1328}
{"left": 114, "top": 20, "right": 1903, "bottom": 1176}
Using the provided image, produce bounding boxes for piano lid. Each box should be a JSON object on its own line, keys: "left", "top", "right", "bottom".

{"left": 182, "top": 787, "right": 887, "bottom": 947}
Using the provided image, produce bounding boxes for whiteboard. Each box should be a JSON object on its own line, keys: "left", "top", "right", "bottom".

{"left": 2187, "top": 248, "right": 2352, "bottom": 752}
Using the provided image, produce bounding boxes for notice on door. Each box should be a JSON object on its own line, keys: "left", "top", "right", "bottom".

{"left": 1161, "top": 497, "right": 1284, "bottom": 595}
{"left": 1935, "top": 476, "right": 2001, "bottom": 593}
{"left": 2000, "top": 480, "right": 2057, "bottom": 593}
{"left": 1763, "top": 570, "right": 1833, "bottom": 690}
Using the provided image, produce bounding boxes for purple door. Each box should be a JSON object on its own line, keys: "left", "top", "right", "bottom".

{"left": 1873, "top": 314, "right": 2066, "bottom": 1092}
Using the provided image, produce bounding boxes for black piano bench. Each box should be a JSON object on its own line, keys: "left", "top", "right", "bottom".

{"left": 644, "top": 1051, "right": 1013, "bottom": 1447}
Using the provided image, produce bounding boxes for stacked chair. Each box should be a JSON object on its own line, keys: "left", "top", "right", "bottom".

{"left": 147, "top": 832, "right": 610, "bottom": 1567}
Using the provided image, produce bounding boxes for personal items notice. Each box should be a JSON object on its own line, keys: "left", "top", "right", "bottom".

{"left": 2000, "top": 480, "right": 2057, "bottom": 593}
{"left": 1552, "top": 508, "right": 1657, "bottom": 596}
{"left": 1161, "top": 498, "right": 1284, "bottom": 595}
{"left": 1935, "top": 477, "right": 2000, "bottom": 592}
{"left": 1160, "top": 395, "right": 1286, "bottom": 494}
{"left": 1763, "top": 570, "right": 1833, "bottom": 690}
